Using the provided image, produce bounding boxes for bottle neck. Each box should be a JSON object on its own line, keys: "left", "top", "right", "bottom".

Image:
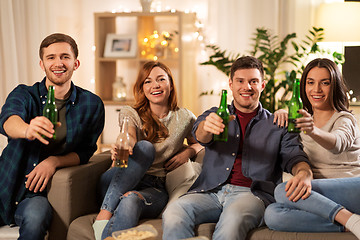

{"left": 47, "top": 86, "right": 56, "bottom": 104}
{"left": 219, "top": 91, "right": 227, "bottom": 109}
{"left": 121, "top": 117, "right": 129, "bottom": 133}
{"left": 291, "top": 79, "right": 300, "bottom": 99}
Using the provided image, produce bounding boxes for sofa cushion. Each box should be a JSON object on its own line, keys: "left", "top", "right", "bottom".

{"left": 67, "top": 214, "right": 97, "bottom": 240}
{"left": 165, "top": 160, "right": 202, "bottom": 205}
{"left": 67, "top": 214, "right": 215, "bottom": 240}
{"left": 0, "top": 225, "right": 19, "bottom": 240}
{"left": 247, "top": 227, "right": 357, "bottom": 240}
{"left": 67, "top": 213, "right": 357, "bottom": 240}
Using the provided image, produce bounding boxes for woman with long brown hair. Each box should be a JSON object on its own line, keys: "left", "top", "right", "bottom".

{"left": 93, "top": 61, "right": 202, "bottom": 240}
{"left": 266, "top": 58, "right": 360, "bottom": 238}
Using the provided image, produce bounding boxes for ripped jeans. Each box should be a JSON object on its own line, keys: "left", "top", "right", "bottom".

{"left": 98, "top": 140, "right": 168, "bottom": 239}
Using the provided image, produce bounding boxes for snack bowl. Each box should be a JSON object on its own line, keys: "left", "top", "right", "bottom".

{"left": 112, "top": 224, "right": 158, "bottom": 240}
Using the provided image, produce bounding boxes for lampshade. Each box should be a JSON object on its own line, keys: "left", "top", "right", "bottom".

{"left": 315, "top": 2, "right": 360, "bottom": 42}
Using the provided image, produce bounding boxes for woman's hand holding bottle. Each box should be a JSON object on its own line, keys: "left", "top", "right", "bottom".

{"left": 111, "top": 115, "right": 132, "bottom": 168}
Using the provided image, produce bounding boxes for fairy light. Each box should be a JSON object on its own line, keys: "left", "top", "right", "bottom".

{"left": 163, "top": 31, "right": 170, "bottom": 38}
{"left": 141, "top": 30, "right": 178, "bottom": 59}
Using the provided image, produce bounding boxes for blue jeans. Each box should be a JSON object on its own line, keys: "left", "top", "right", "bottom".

{"left": 162, "top": 184, "right": 265, "bottom": 240}
{"left": 264, "top": 177, "right": 360, "bottom": 232}
{"left": 14, "top": 196, "right": 52, "bottom": 240}
{"left": 98, "top": 140, "right": 168, "bottom": 239}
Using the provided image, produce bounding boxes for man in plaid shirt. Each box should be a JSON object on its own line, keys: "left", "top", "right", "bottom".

{"left": 0, "top": 33, "right": 105, "bottom": 240}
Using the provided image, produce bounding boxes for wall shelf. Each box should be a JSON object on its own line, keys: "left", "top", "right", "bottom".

{"left": 94, "top": 11, "right": 198, "bottom": 151}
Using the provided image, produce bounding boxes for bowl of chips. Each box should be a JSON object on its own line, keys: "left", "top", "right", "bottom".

{"left": 112, "top": 224, "right": 158, "bottom": 240}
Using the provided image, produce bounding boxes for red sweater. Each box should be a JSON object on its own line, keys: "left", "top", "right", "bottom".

{"left": 227, "top": 108, "right": 257, "bottom": 187}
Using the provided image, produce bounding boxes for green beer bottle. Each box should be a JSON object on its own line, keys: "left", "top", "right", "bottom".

{"left": 288, "top": 78, "right": 303, "bottom": 133}
{"left": 43, "top": 85, "right": 58, "bottom": 139}
{"left": 214, "top": 89, "right": 230, "bottom": 142}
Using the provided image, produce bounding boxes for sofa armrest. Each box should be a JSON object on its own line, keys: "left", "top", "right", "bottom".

{"left": 47, "top": 151, "right": 112, "bottom": 240}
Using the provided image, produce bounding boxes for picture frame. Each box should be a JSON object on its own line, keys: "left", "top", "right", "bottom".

{"left": 104, "top": 33, "right": 137, "bottom": 58}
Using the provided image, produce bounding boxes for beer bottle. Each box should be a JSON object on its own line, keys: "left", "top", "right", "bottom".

{"left": 115, "top": 115, "right": 130, "bottom": 168}
{"left": 288, "top": 78, "right": 303, "bottom": 133}
{"left": 43, "top": 85, "right": 58, "bottom": 139}
{"left": 214, "top": 89, "right": 230, "bottom": 142}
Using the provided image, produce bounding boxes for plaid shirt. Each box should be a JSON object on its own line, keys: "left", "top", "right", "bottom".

{"left": 0, "top": 78, "right": 105, "bottom": 224}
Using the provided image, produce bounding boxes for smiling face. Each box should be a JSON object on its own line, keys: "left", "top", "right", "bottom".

{"left": 229, "top": 68, "right": 265, "bottom": 113}
{"left": 39, "top": 42, "right": 79, "bottom": 88}
{"left": 143, "top": 66, "right": 172, "bottom": 108}
{"left": 305, "top": 66, "right": 333, "bottom": 112}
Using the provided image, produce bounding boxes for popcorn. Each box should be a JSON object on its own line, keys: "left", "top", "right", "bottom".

{"left": 113, "top": 229, "right": 156, "bottom": 240}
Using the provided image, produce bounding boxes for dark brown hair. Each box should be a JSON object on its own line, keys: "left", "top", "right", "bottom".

{"left": 230, "top": 56, "right": 265, "bottom": 80}
{"left": 300, "top": 58, "right": 349, "bottom": 115}
{"left": 133, "top": 61, "right": 178, "bottom": 143}
{"left": 39, "top": 33, "right": 78, "bottom": 59}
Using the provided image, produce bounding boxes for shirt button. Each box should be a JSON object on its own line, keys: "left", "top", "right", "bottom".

{"left": 237, "top": 134, "right": 240, "bottom": 138}
{"left": 226, "top": 168, "right": 230, "bottom": 171}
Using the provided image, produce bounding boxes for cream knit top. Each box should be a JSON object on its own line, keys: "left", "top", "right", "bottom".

{"left": 118, "top": 106, "right": 196, "bottom": 177}
{"left": 301, "top": 111, "right": 360, "bottom": 179}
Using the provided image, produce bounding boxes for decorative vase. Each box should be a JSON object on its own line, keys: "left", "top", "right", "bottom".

{"left": 112, "top": 77, "right": 127, "bottom": 101}
{"left": 140, "top": 0, "right": 153, "bottom": 12}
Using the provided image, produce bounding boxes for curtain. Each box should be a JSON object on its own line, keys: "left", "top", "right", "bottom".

{"left": 0, "top": 0, "right": 49, "bottom": 106}
{"left": 0, "top": 0, "right": 49, "bottom": 152}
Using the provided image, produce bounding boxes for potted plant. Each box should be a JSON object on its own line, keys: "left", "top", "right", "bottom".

{"left": 200, "top": 27, "right": 344, "bottom": 112}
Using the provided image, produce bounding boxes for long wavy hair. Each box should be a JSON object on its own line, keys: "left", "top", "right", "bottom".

{"left": 300, "top": 58, "right": 350, "bottom": 115}
{"left": 133, "top": 61, "right": 178, "bottom": 143}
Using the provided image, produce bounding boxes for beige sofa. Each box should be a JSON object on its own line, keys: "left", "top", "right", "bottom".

{"left": 46, "top": 150, "right": 357, "bottom": 240}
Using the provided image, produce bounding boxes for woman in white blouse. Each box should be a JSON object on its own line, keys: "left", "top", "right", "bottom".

{"left": 265, "top": 58, "right": 360, "bottom": 239}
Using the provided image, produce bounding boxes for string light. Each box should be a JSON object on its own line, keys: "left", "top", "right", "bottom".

{"left": 141, "top": 30, "right": 178, "bottom": 60}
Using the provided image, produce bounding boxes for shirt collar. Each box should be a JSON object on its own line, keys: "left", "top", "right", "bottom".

{"left": 229, "top": 100, "right": 265, "bottom": 118}
{"left": 39, "top": 77, "right": 77, "bottom": 105}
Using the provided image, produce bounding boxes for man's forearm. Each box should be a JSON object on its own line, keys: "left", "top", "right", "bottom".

{"left": 48, "top": 152, "right": 80, "bottom": 169}
{"left": 292, "top": 161, "right": 313, "bottom": 179}
{"left": 3, "top": 115, "right": 28, "bottom": 139}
